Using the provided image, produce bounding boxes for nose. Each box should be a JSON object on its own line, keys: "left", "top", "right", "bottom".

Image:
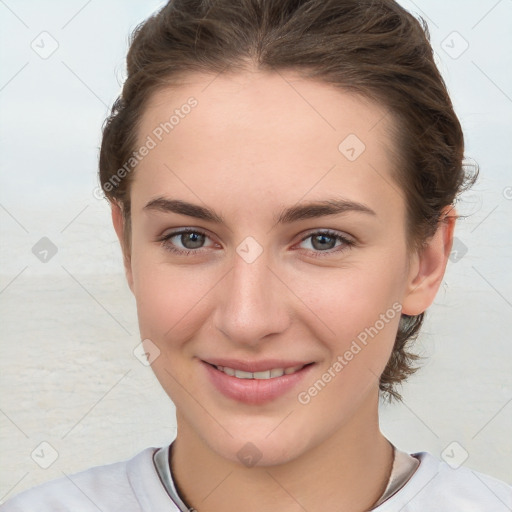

{"left": 213, "top": 247, "right": 291, "bottom": 347}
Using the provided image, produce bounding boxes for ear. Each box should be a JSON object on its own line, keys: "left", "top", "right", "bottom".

{"left": 401, "top": 205, "right": 456, "bottom": 315}
{"left": 111, "top": 202, "right": 134, "bottom": 293}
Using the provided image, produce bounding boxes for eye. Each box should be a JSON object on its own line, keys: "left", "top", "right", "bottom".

{"left": 297, "top": 230, "right": 355, "bottom": 257}
{"left": 157, "top": 228, "right": 355, "bottom": 258}
{"left": 158, "top": 228, "right": 217, "bottom": 255}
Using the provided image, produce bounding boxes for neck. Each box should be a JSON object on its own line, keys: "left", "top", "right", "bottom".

{"left": 171, "top": 393, "right": 393, "bottom": 512}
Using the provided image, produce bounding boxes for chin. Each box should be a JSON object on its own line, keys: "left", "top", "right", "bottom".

{"left": 195, "top": 419, "right": 316, "bottom": 468}
{"left": 220, "top": 439, "right": 302, "bottom": 468}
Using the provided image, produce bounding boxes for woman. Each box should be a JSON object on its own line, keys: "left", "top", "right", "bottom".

{"left": 3, "top": 0, "right": 511, "bottom": 510}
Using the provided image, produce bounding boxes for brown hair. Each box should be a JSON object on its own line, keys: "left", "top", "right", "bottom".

{"left": 99, "top": 0, "right": 477, "bottom": 401}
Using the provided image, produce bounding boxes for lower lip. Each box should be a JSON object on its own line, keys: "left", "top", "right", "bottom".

{"left": 201, "top": 360, "right": 315, "bottom": 405}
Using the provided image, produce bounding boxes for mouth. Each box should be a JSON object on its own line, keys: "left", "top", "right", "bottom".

{"left": 206, "top": 362, "right": 313, "bottom": 380}
{"left": 201, "top": 359, "right": 316, "bottom": 405}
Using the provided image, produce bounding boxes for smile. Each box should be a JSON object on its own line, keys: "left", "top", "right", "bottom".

{"left": 213, "top": 364, "right": 307, "bottom": 379}
{"left": 202, "top": 360, "right": 316, "bottom": 405}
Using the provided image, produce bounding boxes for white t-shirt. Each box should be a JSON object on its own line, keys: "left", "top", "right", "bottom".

{"left": 1, "top": 446, "right": 511, "bottom": 511}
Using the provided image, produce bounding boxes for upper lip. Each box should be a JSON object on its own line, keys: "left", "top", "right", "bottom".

{"left": 201, "top": 358, "right": 313, "bottom": 373}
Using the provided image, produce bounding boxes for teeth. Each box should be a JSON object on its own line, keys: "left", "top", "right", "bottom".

{"left": 235, "top": 369, "right": 254, "bottom": 379}
{"left": 254, "top": 370, "right": 271, "bottom": 379}
{"left": 215, "top": 364, "right": 305, "bottom": 379}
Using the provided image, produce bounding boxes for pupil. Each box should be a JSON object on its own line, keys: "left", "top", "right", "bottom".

{"left": 312, "top": 234, "right": 335, "bottom": 251}
{"left": 183, "top": 232, "right": 204, "bottom": 249}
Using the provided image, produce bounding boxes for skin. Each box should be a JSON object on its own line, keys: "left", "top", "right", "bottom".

{"left": 112, "top": 69, "right": 456, "bottom": 512}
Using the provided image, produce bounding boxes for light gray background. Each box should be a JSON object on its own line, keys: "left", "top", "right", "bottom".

{"left": 0, "top": 0, "right": 511, "bottom": 501}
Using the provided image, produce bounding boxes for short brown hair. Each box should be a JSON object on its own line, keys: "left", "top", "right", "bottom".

{"left": 99, "top": 0, "right": 477, "bottom": 401}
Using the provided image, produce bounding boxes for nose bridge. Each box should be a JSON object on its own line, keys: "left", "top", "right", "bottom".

{"left": 214, "top": 241, "right": 289, "bottom": 344}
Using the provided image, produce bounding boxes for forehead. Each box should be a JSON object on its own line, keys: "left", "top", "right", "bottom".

{"left": 141, "top": 70, "right": 391, "bottom": 146}
{"left": 131, "top": 70, "right": 403, "bottom": 219}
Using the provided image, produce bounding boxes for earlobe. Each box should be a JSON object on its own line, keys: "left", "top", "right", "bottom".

{"left": 401, "top": 206, "right": 456, "bottom": 316}
{"left": 111, "top": 202, "right": 134, "bottom": 293}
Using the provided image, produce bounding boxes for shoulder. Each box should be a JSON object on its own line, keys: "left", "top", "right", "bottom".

{"left": 378, "top": 451, "right": 512, "bottom": 512}
{"left": 0, "top": 447, "right": 177, "bottom": 512}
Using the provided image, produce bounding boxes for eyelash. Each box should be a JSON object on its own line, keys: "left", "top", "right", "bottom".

{"left": 299, "top": 230, "right": 356, "bottom": 258}
{"left": 157, "top": 228, "right": 355, "bottom": 258}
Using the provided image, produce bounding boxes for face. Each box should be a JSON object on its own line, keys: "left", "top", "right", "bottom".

{"left": 115, "top": 70, "right": 439, "bottom": 466}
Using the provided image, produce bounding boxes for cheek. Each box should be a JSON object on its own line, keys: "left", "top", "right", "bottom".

{"left": 130, "top": 260, "right": 216, "bottom": 397}
{"left": 292, "top": 257, "right": 405, "bottom": 341}
{"left": 130, "top": 248, "right": 219, "bottom": 354}
{"left": 290, "top": 255, "right": 405, "bottom": 394}
{"left": 295, "top": 277, "right": 401, "bottom": 417}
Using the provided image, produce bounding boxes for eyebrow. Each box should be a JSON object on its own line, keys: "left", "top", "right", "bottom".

{"left": 143, "top": 197, "right": 376, "bottom": 225}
